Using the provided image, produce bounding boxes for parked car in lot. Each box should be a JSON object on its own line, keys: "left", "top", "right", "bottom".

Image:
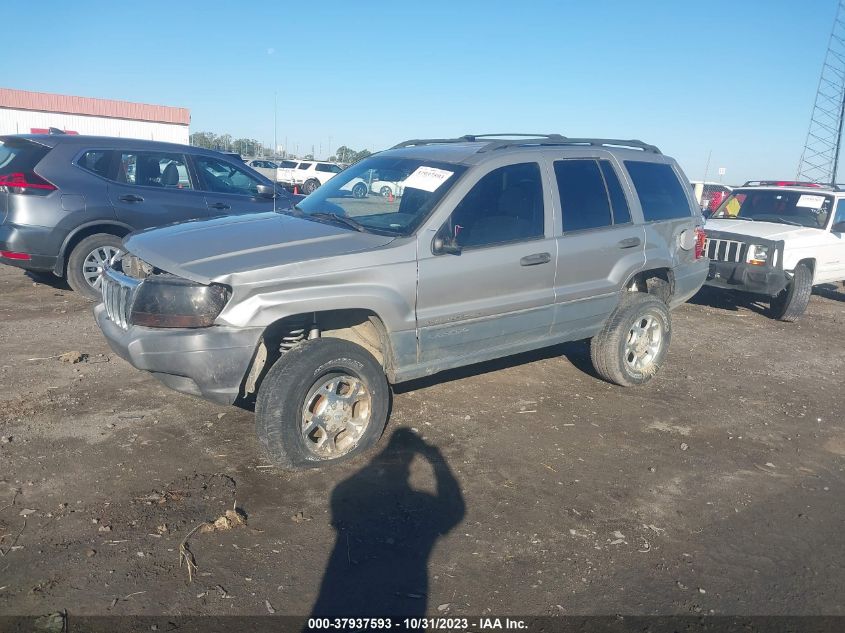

{"left": 704, "top": 181, "right": 845, "bottom": 321}
{"left": 0, "top": 134, "right": 296, "bottom": 300}
{"left": 276, "top": 160, "right": 344, "bottom": 194}
{"left": 368, "top": 168, "right": 407, "bottom": 197}
{"left": 95, "top": 133, "right": 708, "bottom": 469}
{"left": 246, "top": 159, "right": 279, "bottom": 181}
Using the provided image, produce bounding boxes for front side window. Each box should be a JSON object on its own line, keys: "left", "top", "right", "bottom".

{"left": 279, "top": 160, "right": 298, "bottom": 168}
{"left": 297, "top": 162, "right": 313, "bottom": 170}
{"left": 443, "top": 162, "right": 544, "bottom": 248}
{"left": 625, "top": 161, "right": 691, "bottom": 221}
{"left": 77, "top": 150, "right": 111, "bottom": 178}
{"left": 712, "top": 189, "right": 832, "bottom": 229}
{"left": 555, "top": 159, "right": 612, "bottom": 232}
{"left": 195, "top": 156, "right": 261, "bottom": 196}
{"left": 833, "top": 199, "right": 845, "bottom": 228}
{"left": 117, "top": 152, "right": 192, "bottom": 189}
{"left": 294, "top": 156, "right": 467, "bottom": 236}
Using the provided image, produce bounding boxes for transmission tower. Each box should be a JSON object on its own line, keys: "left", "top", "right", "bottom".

{"left": 797, "top": 0, "right": 845, "bottom": 184}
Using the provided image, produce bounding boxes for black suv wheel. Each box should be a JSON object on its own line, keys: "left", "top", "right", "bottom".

{"left": 66, "top": 233, "right": 124, "bottom": 301}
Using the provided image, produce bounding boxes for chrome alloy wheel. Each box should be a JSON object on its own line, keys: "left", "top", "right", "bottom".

{"left": 624, "top": 314, "right": 663, "bottom": 372}
{"left": 82, "top": 245, "right": 121, "bottom": 289}
{"left": 301, "top": 373, "right": 372, "bottom": 459}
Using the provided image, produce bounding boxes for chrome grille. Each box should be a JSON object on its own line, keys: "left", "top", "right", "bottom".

{"left": 100, "top": 269, "right": 140, "bottom": 330}
{"left": 704, "top": 237, "right": 746, "bottom": 263}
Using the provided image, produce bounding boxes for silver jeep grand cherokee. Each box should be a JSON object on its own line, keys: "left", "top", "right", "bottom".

{"left": 95, "top": 134, "right": 708, "bottom": 469}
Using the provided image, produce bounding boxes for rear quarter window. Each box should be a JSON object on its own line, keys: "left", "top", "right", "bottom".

{"left": 625, "top": 161, "right": 691, "bottom": 221}
{"left": 0, "top": 140, "right": 49, "bottom": 174}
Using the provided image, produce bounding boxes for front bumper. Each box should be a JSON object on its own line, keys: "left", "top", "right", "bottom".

{"left": 705, "top": 260, "right": 788, "bottom": 296}
{"left": 94, "top": 304, "right": 263, "bottom": 405}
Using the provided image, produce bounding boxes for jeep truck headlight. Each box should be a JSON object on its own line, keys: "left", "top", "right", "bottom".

{"left": 746, "top": 244, "right": 770, "bottom": 266}
{"left": 129, "top": 276, "right": 230, "bottom": 328}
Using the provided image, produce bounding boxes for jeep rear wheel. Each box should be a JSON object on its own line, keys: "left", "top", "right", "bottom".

{"left": 66, "top": 233, "right": 124, "bottom": 301}
{"left": 303, "top": 179, "right": 320, "bottom": 195}
{"left": 255, "top": 338, "right": 390, "bottom": 469}
{"left": 352, "top": 182, "right": 367, "bottom": 198}
{"left": 768, "top": 262, "right": 812, "bottom": 322}
{"left": 590, "top": 294, "right": 672, "bottom": 387}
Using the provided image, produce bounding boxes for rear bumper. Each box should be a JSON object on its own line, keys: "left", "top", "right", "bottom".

{"left": 0, "top": 224, "right": 59, "bottom": 272}
{"left": 669, "top": 258, "right": 709, "bottom": 308}
{"left": 704, "top": 260, "right": 788, "bottom": 296}
{"left": 94, "top": 304, "right": 263, "bottom": 405}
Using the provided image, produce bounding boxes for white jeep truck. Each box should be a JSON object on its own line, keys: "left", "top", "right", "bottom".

{"left": 704, "top": 181, "right": 845, "bottom": 321}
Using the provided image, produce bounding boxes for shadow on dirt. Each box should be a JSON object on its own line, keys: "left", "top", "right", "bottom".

{"left": 25, "top": 270, "right": 72, "bottom": 291}
{"left": 394, "top": 340, "right": 596, "bottom": 395}
{"left": 688, "top": 286, "right": 770, "bottom": 316}
{"left": 813, "top": 283, "right": 845, "bottom": 302}
{"left": 310, "top": 428, "right": 465, "bottom": 617}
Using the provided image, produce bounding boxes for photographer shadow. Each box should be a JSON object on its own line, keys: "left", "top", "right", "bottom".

{"left": 310, "top": 428, "right": 465, "bottom": 617}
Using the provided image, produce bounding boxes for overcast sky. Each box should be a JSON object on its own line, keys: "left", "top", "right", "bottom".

{"left": 8, "top": 0, "right": 840, "bottom": 183}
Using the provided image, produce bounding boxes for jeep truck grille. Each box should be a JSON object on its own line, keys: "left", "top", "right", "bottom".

{"left": 704, "top": 238, "right": 746, "bottom": 263}
{"left": 101, "top": 269, "right": 140, "bottom": 330}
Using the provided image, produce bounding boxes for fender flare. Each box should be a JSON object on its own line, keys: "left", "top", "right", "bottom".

{"left": 54, "top": 220, "right": 134, "bottom": 275}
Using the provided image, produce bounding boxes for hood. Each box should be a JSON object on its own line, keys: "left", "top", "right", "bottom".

{"left": 124, "top": 212, "right": 396, "bottom": 284}
{"left": 705, "top": 218, "right": 824, "bottom": 241}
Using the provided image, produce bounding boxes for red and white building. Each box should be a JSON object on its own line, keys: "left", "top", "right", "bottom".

{"left": 0, "top": 88, "right": 190, "bottom": 144}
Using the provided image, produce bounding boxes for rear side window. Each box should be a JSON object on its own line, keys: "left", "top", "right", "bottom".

{"left": 0, "top": 140, "right": 49, "bottom": 174}
{"left": 555, "top": 159, "right": 612, "bottom": 232}
{"left": 117, "top": 152, "right": 193, "bottom": 189}
{"left": 297, "top": 162, "right": 313, "bottom": 170}
{"left": 316, "top": 163, "right": 342, "bottom": 173}
{"left": 625, "top": 161, "right": 691, "bottom": 221}
{"left": 279, "top": 160, "right": 298, "bottom": 168}
{"left": 77, "top": 150, "right": 111, "bottom": 178}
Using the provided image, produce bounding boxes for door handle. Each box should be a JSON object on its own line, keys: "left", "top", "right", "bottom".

{"left": 520, "top": 252, "right": 552, "bottom": 266}
{"left": 617, "top": 237, "right": 641, "bottom": 249}
{"left": 119, "top": 194, "right": 144, "bottom": 203}
{"left": 209, "top": 203, "right": 231, "bottom": 210}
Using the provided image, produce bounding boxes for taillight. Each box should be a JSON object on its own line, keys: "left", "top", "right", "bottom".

{"left": 0, "top": 171, "right": 57, "bottom": 195}
{"left": 694, "top": 227, "right": 706, "bottom": 259}
{"left": 0, "top": 251, "right": 31, "bottom": 260}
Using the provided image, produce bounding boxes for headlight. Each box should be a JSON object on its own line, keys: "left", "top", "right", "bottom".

{"left": 129, "top": 276, "right": 230, "bottom": 328}
{"left": 746, "top": 244, "right": 770, "bottom": 266}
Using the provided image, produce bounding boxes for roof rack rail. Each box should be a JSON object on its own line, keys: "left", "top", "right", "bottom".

{"left": 741, "top": 180, "right": 840, "bottom": 190}
{"left": 390, "top": 134, "right": 661, "bottom": 154}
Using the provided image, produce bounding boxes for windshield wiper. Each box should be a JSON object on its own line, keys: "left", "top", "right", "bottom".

{"left": 727, "top": 216, "right": 754, "bottom": 221}
{"left": 753, "top": 215, "right": 802, "bottom": 227}
{"left": 306, "top": 212, "right": 367, "bottom": 232}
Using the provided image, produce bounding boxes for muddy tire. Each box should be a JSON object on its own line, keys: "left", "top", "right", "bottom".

{"left": 590, "top": 294, "right": 672, "bottom": 387}
{"left": 66, "top": 233, "right": 124, "bottom": 301}
{"left": 768, "top": 262, "right": 812, "bottom": 322}
{"left": 255, "top": 338, "right": 390, "bottom": 469}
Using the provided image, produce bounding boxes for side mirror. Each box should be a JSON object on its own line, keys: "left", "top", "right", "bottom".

{"left": 256, "top": 184, "right": 275, "bottom": 199}
{"left": 832, "top": 221, "right": 845, "bottom": 233}
{"left": 432, "top": 235, "right": 462, "bottom": 256}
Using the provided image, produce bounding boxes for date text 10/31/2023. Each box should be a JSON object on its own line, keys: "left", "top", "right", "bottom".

{"left": 307, "top": 617, "right": 528, "bottom": 630}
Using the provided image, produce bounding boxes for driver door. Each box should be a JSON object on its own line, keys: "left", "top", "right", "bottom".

{"left": 192, "top": 154, "right": 280, "bottom": 216}
{"left": 819, "top": 199, "right": 845, "bottom": 282}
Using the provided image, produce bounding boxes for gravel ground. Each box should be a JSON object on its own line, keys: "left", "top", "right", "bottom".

{"left": 0, "top": 264, "right": 844, "bottom": 617}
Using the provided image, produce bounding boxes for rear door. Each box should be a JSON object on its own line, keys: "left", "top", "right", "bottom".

{"left": 551, "top": 157, "right": 645, "bottom": 336}
{"left": 820, "top": 198, "right": 845, "bottom": 282}
{"left": 193, "top": 154, "right": 280, "bottom": 215}
{"left": 107, "top": 150, "right": 210, "bottom": 229}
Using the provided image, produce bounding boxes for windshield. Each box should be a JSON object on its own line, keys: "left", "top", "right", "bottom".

{"left": 711, "top": 189, "right": 833, "bottom": 228}
{"left": 294, "top": 156, "right": 467, "bottom": 236}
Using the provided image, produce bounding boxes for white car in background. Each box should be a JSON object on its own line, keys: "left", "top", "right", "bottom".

{"left": 277, "top": 160, "right": 344, "bottom": 194}
{"left": 246, "top": 159, "right": 279, "bottom": 182}
{"left": 366, "top": 168, "right": 407, "bottom": 197}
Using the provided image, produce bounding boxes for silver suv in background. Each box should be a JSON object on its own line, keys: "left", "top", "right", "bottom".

{"left": 0, "top": 134, "right": 295, "bottom": 299}
{"left": 95, "top": 134, "right": 708, "bottom": 469}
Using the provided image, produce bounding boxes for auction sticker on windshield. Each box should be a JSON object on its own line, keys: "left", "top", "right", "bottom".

{"left": 403, "top": 166, "right": 454, "bottom": 192}
{"left": 796, "top": 194, "right": 826, "bottom": 209}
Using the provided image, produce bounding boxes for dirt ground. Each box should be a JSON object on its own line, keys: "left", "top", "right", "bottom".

{"left": 1, "top": 263, "right": 844, "bottom": 618}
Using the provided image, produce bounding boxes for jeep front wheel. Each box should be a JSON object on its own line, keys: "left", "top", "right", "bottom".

{"left": 590, "top": 294, "right": 672, "bottom": 387}
{"left": 255, "top": 338, "right": 390, "bottom": 469}
{"left": 768, "top": 262, "right": 812, "bottom": 322}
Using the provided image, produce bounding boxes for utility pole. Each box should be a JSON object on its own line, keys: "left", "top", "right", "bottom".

{"left": 797, "top": 0, "right": 845, "bottom": 185}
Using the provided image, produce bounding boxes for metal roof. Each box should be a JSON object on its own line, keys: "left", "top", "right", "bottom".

{"left": 0, "top": 87, "right": 190, "bottom": 125}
